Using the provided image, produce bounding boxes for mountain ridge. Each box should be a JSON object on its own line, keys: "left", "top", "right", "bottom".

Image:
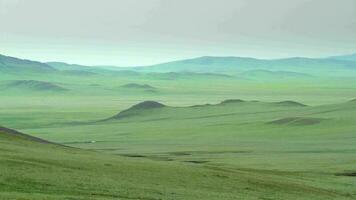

{"left": 134, "top": 55, "right": 356, "bottom": 76}
{"left": 0, "top": 54, "right": 56, "bottom": 73}
{"left": 2, "top": 53, "right": 356, "bottom": 77}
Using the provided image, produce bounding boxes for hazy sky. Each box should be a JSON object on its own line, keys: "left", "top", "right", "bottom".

{"left": 1, "top": 0, "right": 356, "bottom": 66}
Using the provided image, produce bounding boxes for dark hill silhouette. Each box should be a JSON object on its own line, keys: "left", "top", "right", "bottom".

{"left": 275, "top": 101, "right": 307, "bottom": 107}
{"left": 120, "top": 83, "right": 156, "bottom": 89}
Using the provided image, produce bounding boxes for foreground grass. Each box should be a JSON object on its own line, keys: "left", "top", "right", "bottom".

{"left": 3, "top": 129, "right": 355, "bottom": 200}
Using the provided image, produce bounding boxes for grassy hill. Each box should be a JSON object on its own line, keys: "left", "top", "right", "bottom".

{"left": 3, "top": 126, "right": 351, "bottom": 199}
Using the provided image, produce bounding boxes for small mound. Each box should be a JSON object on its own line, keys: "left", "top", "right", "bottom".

{"left": 275, "top": 101, "right": 307, "bottom": 107}
{"left": 220, "top": 99, "right": 245, "bottom": 104}
{"left": 350, "top": 98, "right": 356, "bottom": 102}
{"left": 120, "top": 83, "right": 155, "bottom": 90}
{"left": 3, "top": 80, "right": 68, "bottom": 92}
{"left": 129, "top": 101, "right": 165, "bottom": 110}
{"left": 268, "top": 117, "right": 323, "bottom": 126}
{"left": 190, "top": 103, "right": 212, "bottom": 108}
{"left": 109, "top": 101, "right": 166, "bottom": 120}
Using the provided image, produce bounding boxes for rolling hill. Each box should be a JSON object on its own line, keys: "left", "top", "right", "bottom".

{"left": 0, "top": 80, "right": 69, "bottom": 93}
{"left": 107, "top": 99, "right": 310, "bottom": 121}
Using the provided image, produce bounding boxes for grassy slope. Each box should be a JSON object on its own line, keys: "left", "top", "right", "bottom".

{"left": 9, "top": 100, "right": 354, "bottom": 199}
{"left": 2, "top": 128, "right": 351, "bottom": 200}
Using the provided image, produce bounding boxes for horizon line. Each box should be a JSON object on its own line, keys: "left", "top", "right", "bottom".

{"left": 1, "top": 52, "right": 355, "bottom": 68}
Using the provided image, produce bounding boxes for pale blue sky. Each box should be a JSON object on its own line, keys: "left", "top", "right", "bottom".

{"left": 1, "top": 0, "right": 356, "bottom": 66}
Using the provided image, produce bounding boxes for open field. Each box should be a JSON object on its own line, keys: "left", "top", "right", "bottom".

{"left": 2, "top": 0, "right": 356, "bottom": 198}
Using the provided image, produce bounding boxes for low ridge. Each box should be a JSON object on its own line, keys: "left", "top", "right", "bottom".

{"left": 128, "top": 101, "right": 165, "bottom": 110}
{"left": 2, "top": 80, "right": 68, "bottom": 92}
{"left": 220, "top": 99, "right": 245, "bottom": 104}
{"left": 275, "top": 101, "right": 307, "bottom": 107}
{"left": 120, "top": 83, "right": 155, "bottom": 89}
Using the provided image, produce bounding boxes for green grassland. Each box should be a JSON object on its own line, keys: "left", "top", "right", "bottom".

{"left": 21, "top": 100, "right": 356, "bottom": 182}
{"left": 1, "top": 54, "right": 356, "bottom": 199}
{"left": 3, "top": 127, "right": 355, "bottom": 200}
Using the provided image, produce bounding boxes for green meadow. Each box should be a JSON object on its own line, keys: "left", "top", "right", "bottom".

{"left": 1, "top": 54, "right": 356, "bottom": 199}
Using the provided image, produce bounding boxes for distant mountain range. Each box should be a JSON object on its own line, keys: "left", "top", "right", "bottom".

{"left": 1, "top": 53, "right": 356, "bottom": 77}
{"left": 328, "top": 53, "right": 356, "bottom": 62}
{"left": 135, "top": 56, "right": 356, "bottom": 76}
